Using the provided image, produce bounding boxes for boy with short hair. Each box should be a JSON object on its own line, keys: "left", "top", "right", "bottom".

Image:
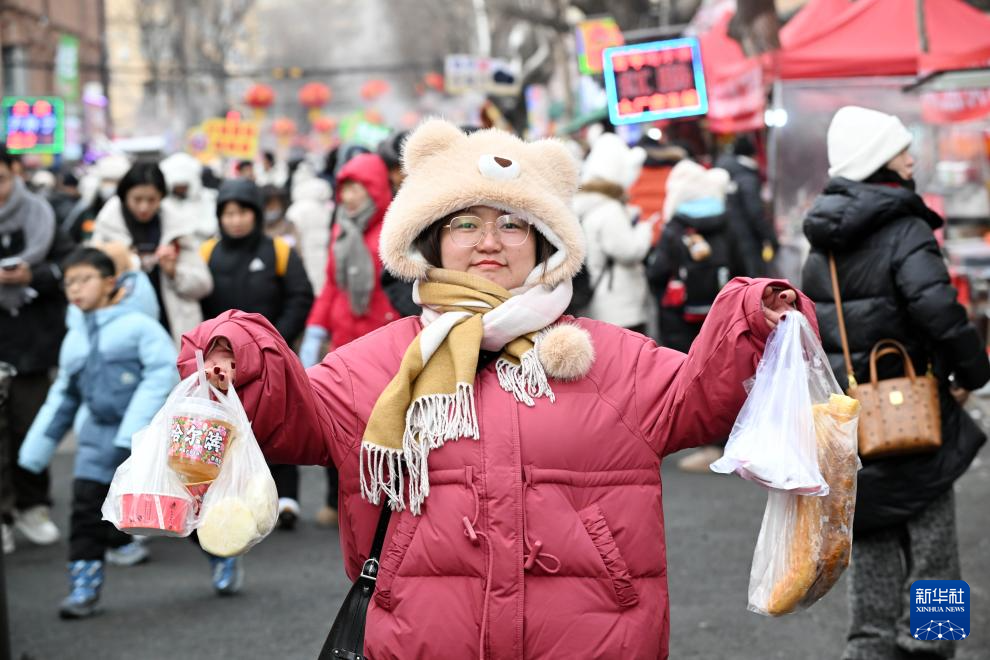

{"left": 18, "top": 246, "right": 177, "bottom": 618}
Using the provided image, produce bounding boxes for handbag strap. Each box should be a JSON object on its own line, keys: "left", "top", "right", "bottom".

{"left": 870, "top": 340, "right": 918, "bottom": 384}
{"left": 828, "top": 253, "right": 858, "bottom": 388}
{"left": 365, "top": 504, "right": 393, "bottom": 577}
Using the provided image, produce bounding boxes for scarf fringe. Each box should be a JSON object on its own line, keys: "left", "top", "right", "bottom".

{"left": 361, "top": 383, "right": 479, "bottom": 514}
{"left": 495, "top": 348, "right": 555, "bottom": 407}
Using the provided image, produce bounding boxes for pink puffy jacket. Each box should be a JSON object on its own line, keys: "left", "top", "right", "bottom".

{"left": 178, "top": 277, "right": 815, "bottom": 659}
{"left": 306, "top": 153, "right": 399, "bottom": 348}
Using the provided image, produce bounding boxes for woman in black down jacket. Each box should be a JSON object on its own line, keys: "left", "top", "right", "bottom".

{"left": 802, "top": 106, "right": 989, "bottom": 660}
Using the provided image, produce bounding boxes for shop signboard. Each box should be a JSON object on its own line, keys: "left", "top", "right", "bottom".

{"left": 55, "top": 34, "right": 81, "bottom": 103}
{"left": 575, "top": 16, "right": 624, "bottom": 75}
{"left": 444, "top": 54, "right": 520, "bottom": 96}
{"left": 202, "top": 112, "right": 259, "bottom": 160}
{"left": 2, "top": 97, "right": 65, "bottom": 154}
{"left": 602, "top": 38, "right": 709, "bottom": 125}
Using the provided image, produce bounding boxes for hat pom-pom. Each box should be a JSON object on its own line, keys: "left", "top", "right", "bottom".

{"left": 537, "top": 324, "right": 595, "bottom": 381}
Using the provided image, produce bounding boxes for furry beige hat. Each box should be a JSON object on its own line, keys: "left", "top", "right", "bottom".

{"left": 379, "top": 119, "right": 585, "bottom": 286}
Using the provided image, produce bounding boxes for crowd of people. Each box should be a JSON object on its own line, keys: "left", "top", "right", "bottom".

{"left": 0, "top": 105, "right": 985, "bottom": 659}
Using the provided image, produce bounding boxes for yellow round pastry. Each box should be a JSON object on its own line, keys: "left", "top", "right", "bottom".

{"left": 197, "top": 498, "right": 257, "bottom": 557}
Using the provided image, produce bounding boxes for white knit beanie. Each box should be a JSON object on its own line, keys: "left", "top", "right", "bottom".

{"left": 827, "top": 106, "right": 912, "bottom": 182}
{"left": 662, "top": 159, "right": 730, "bottom": 222}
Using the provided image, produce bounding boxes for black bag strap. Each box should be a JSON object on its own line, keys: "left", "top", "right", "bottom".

{"left": 317, "top": 505, "right": 391, "bottom": 660}
{"left": 367, "top": 505, "right": 392, "bottom": 568}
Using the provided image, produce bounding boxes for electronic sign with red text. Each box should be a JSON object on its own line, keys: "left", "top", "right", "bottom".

{"left": 602, "top": 38, "right": 708, "bottom": 125}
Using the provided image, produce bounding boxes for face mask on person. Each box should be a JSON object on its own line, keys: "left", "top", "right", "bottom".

{"left": 99, "top": 183, "right": 117, "bottom": 200}
{"left": 264, "top": 209, "right": 283, "bottom": 225}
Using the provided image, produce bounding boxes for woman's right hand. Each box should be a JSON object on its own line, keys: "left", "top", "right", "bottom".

{"left": 204, "top": 338, "right": 236, "bottom": 391}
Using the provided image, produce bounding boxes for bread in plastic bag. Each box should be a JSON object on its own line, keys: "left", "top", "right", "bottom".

{"left": 196, "top": 384, "right": 278, "bottom": 557}
{"left": 711, "top": 311, "right": 835, "bottom": 495}
{"left": 748, "top": 393, "right": 861, "bottom": 616}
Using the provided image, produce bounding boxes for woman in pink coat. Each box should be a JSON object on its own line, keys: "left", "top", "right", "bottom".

{"left": 181, "top": 121, "right": 807, "bottom": 659}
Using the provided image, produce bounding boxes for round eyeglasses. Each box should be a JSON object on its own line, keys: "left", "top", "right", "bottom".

{"left": 445, "top": 214, "right": 532, "bottom": 248}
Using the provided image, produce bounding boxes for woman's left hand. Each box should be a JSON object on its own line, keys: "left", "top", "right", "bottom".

{"left": 762, "top": 285, "right": 798, "bottom": 329}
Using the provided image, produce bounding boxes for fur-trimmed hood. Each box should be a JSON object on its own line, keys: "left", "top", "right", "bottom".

{"left": 379, "top": 119, "right": 585, "bottom": 287}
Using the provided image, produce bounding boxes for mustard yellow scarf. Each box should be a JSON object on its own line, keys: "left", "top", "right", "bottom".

{"left": 361, "top": 269, "right": 571, "bottom": 513}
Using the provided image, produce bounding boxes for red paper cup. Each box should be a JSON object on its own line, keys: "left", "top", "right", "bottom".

{"left": 119, "top": 493, "right": 191, "bottom": 536}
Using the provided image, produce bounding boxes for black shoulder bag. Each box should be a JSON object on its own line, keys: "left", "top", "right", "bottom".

{"left": 317, "top": 506, "right": 392, "bottom": 660}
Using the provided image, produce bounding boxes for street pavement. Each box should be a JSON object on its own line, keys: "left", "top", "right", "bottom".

{"left": 5, "top": 415, "right": 989, "bottom": 659}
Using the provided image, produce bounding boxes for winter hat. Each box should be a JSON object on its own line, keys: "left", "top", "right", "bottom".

{"left": 379, "top": 118, "right": 585, "bottom": 287}
{"left": 827, "top": 106, "right": 912, "bottom": 182}
{"left": 216, "top": 178, "right": 263, "bottom": 220}
{"left": 663, "top": 159, "right": 731, "bottom": 221}
{"left": 160, "top": 152, "right": 203, "bottom": 189}
{"left": 289, "top": 177, "right": 331, "bottom": 205}
{"left": 580, "top": 128, "right": 647, "bottom": 191}
{"left": 94, "top": 154, "right": 131, "bottom": 182}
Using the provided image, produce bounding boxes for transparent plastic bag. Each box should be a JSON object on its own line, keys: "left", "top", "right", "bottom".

{"left": 711, "top": 311, "right": 837, "bottom": 495}
{"left": 196, "top": 383, "right": 278, "bottom": 557}
{"left": 103, "top": 352, "right": 240, "bottom": 537}
{"left": 102, "top": 390, "right": 201, "bottom": 538}
{"left": 748, "top": 393, "right": 861, "bottom": 616}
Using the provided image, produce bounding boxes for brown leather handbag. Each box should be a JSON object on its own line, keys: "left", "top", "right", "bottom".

{"left": 829, "top": 254, "right": 942, "bottom": 458}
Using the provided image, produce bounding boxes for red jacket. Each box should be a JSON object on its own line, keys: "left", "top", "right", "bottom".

{"left": 179, "top": 277, "right": 815, "bottom": 659}
{"left": 306, "top": 153, "right": 398, "bottom": 348}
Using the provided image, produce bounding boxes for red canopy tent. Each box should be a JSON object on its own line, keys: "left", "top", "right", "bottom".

{"left": 698, "top": 9, "right": 765, "bottom": 132}
{"left": 771, "top": 0, "right": 990, "bottom": 79}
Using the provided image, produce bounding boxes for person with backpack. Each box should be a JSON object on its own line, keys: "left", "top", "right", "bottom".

{"left": 646, "top": 159, "right": 743, "bottom": 473}
{"left": 18, "top": 246, "right": 177, "bottom": 618}
{"left": 200, "top": 178, "right": 314, "bottom": 532}
{"left": 647, "top": 159, "right": 741, "bottom": 353}
{"left": 574, "top": 130, "right": 657, "bottom": 333}
{"left": 716, "top": 136, "right": 778, "bottom": 277}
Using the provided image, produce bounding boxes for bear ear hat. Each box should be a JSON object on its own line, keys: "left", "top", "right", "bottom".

{"left": 402, "top": 119, "right": 467, "bottom": 174}
{"left": 528, "top": 139, "right": 580, "bottom": 202}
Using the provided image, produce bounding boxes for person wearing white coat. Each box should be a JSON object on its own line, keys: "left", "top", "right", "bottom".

{"left": 90, "top": 163, "right": 212, "bottom": 345}
{"left": 159, "top": 152, "right": 218, "bottom": 243}
{"left": 286, "top": 177, "right": 333, "bottom": 294}
{"left": 574, "top": 130, "right": 656, "bottom": 333}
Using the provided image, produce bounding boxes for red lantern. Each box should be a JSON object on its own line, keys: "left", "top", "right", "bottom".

{"left": 298, "top": 82, "right": 331, "bottom": 109}
{"left": 244, "top": 83, "right": 275, "bottom": 121}
{"left": 424, "top": 72, "right": 444, "bottom": 91}
{"left": 312, "top": 116, "right": 337, "bottom": 134}
{"left": 363, "top": 108, "right": 384, "bottom": 125}
{"left": 272, "top": 117, "right": 297, "bottom": 139}
{"left": 360, "top": 79, "right": 389, "bottom": 101}
{"left": 298, "top": 82, "right": 331, "bottom": 122}
{"left": 244, "top": 84, "right": 275, "bottom": 109}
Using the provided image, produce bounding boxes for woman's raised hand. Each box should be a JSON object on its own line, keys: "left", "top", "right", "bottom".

{"left": 204, "top": 337, "right": 236, "bottom": 391}
{"left": 762, "top": 285, "right": 798, "bottom": 330}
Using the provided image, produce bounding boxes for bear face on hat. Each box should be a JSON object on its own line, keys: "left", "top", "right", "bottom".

{"left": 379, "top": 119, "right": 585, "bottom": 287}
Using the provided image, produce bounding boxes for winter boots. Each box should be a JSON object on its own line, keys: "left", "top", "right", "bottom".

{"left": 209, "top": 556, "right": 243, "bottom": 596}
{"left": 60, "top": 560, "right": 104, "bottom": 619}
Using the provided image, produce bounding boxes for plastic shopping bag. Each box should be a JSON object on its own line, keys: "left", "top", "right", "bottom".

{"left": 196, "top": 383, "right": 278, "bottom": 557}
{"left": 711, "top": 311, "right": 837, "bottom": 495}
{"left": 102, "top": 404, "right": 198, "bottom": 538}
{"left": 103, "top": 352, "right": 242, "bottom": 537}
{"left": 748, "top": 393, "right": 861, "bottom": 616}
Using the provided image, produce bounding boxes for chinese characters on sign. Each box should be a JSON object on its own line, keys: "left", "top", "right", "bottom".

{"left": 909, "top": 579, "right": 970, "bottom": 642}
{"left": 2, "top": 97, "right": 65, "bottom": 154}
{"left": 602, "top": 38, "right": 709, "bottom": 126}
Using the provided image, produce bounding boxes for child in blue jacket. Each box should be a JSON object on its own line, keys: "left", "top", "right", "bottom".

{"left": 18, "top": 246, "right": 178, "bottom": 618}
